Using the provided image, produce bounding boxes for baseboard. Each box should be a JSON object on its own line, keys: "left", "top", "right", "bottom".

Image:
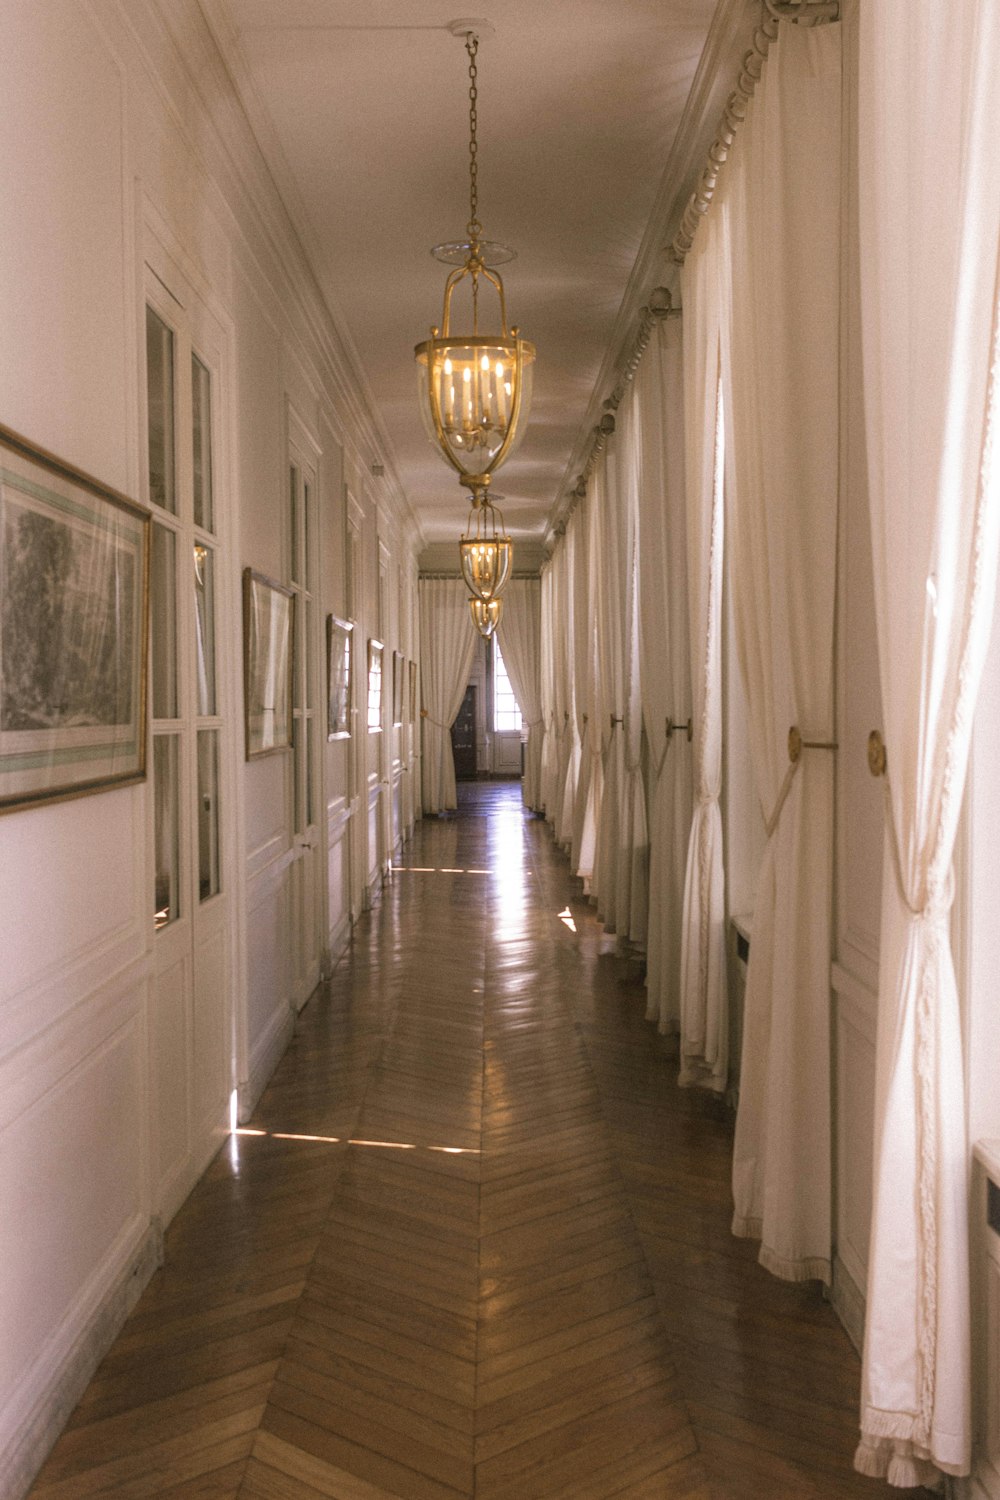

{"left": 830, "top": 1251, "right": 866, "bottom": 1356}
{"left": 0, "top": 1220, "right": 161, "bottom": 1500}
{"left": 327, "top": 913, "right": 351, "bottom": 974}
{"left": 239, "top": 1003, "right": 295, "bottom": 1123}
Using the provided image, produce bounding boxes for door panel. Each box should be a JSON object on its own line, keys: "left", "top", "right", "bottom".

{"left": 452, "top": 685, "right": 477, "bottom": 780}
{"left": 144, "top": 262, "right": 231, "bottom": 1220}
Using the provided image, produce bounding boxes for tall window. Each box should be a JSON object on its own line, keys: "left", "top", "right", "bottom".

{"left": 494, "top": 642, "right": 522, "bottom": 733}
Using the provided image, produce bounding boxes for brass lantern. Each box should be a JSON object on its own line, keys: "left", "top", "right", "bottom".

{"left": 415, "top": 28, "right": 535, "bottom": 499}
{"left": 470, "top": 596, "right": 502, "bottom": 638}
{"left": 460, "top": 489, "right": 511, "bottom": 603}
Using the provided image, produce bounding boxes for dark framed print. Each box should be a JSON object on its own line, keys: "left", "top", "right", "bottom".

{"left": 243, "top": 568, "right": 294, "bottom": 758}
{"left": 408, "top": 659, "right": 417, "bottom": 725}
{"left": 392, "top": 649, "right": 404, "bottom": 726}
{"left": 326, "top": 614, "right": 353, "bottom": 740}
{"left": 367, "top": 638, "right": 383, "bottom": 732}
{"left": 0, "top": 423, "right": 150, "bottom": 814}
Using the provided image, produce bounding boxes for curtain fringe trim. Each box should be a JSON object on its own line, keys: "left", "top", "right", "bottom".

{"left": 855, "top": 1422, "right": 963, "bottom": 1489}
{"left": 731, "top": 1214, "right": 831, "bottom": 1284}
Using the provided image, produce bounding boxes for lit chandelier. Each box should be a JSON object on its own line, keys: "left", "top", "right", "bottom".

{"left": 415, "top": 21, "right": 535, "bottom": 549}
{"left": 469, "top": 596, "right": 502, "bottom": 638}
{"left": 461, "top": 488, "right": 511, "bottom": 604}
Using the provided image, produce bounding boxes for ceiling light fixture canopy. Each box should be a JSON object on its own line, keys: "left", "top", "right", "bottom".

{"left": 414, "top": 22, "right": 535, "bottom": 502}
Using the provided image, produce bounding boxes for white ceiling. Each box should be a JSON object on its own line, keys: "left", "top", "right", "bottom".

{"left": 202, "top": 0, "right": 724, "bottom": 552}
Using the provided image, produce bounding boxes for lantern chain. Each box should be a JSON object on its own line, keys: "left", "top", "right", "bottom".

{"left": 466, "top": 32, "right": 482, "bottom": 244}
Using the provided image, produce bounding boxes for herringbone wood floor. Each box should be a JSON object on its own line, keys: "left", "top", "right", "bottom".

{"left": 27, "top": 783, "right": 928, "bottom": 1498}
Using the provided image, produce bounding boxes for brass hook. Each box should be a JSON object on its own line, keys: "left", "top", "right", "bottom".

{"left": 867, "top": 729, "right": 887, "bottom": 778}
{"left": 787, "top": 726, "right": 837, "bottom": 763}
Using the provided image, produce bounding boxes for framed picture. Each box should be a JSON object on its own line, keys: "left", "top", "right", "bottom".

{"left": 367, "top": 638, "right": 383, "bottom": 732}
{"left": 0, "top": 423, "right": 150, "bottom": 814}
{"left": 408, "top": 659, "right": 417, "bottom": 725}
{"left": 326, "top": 614, "right": 353, "bottom": 740}
{"left": 392, "top": 649, "right": 404, "bottom": 727}
{"left": 243, "top": 568, "right": 294, "bottom": 758}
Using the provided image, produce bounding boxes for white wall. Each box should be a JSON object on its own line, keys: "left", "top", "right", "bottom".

{"left": 0, "top": 3, "right": 421, "bottom": 1494}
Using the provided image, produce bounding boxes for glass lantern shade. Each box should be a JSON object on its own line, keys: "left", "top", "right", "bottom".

{"left": 416, "top": 332, "right": 534, "bottom": 487}
{"left": 470, "top": 596, "right": 502, "bottom": 638}
{"left": 459, "top": 486, "right": 512, "bottom": 604}
{"left": 460, "top": 535, "right": 512, "bottom": 603}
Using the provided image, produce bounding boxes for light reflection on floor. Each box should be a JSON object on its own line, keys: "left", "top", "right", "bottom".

{"left": 227, "top": 1125, "right": 480, "bottom": 1169}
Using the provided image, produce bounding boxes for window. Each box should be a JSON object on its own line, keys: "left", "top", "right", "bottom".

{"left": 494, "top": 642, "right": 521, "bottom": 733}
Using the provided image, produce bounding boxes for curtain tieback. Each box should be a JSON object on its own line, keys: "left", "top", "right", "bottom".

{"left": 658, "top": 715, "right": 693, "bottom": 780}
{"left": 764, "top": 726, "right": 836, "bottom": 839}
{"left": 422, "top": 712, "right": 453, "bottom": 731}
{"left": 883, "top": 778, "right": 954, "bottom": 925}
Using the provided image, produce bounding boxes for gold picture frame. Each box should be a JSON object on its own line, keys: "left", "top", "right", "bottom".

{"left": 0, "top": 423, "right": 150, "bottom": 814}
{"left": 326, "top": 614, "right": 353, "bottom": 740}
{"left": 242, "top": 568, "right": 294, "bottom": 758}
{"left": 367, "top": 638, "right": 383, "bottom": 733}
{"left": 392, "top": 649, "right": 404, "bottom": 727}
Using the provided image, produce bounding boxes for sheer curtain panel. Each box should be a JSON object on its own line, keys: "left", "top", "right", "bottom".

{"left": 678, "top": 201, "right": 729, "bottom": 1093}
{"left": 418, "top": 579, "right": 477, "bottom": 815}
{"left": 725, "top": 21, "right": 841, "bottom": 1286}
{"left": 638, "top": 318, "right": 691, "bottom": 1033}
{"left": 572, "top": 495, "right": 600, "bottom": 886}
{"left": 593, "top": 446, "right": 626, "bottom": 930}
{"left": 618, "top": 387, "right": 649, "bottom": 947}
{"left": 855, "top": 2, "right": 1000, "bottom": 1484}
{"left": 496, "top": 578, "right": 543, "bottom": 812}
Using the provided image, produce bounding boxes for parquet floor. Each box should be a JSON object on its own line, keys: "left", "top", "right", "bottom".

{"left": 27, "top": 782, "right": 929, "bottom": 1499}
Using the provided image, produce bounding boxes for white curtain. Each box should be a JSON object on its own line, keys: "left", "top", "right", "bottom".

{"left": 538, "top": 563, "right": 558, "bottom": 817}
{"left": 593, "top": 446, "right": 626, "bottom": 930}
{"left": 496, "top": 578, "right": 543, "bottom": 812}
{"left": 577, "top": 481, "right": 604, "bottom": 889}
{"left": 569, "top": 496, "right": 596, "bottom": 881}
{"left": 638, "top": 317, "right": 691, "bottom": 1034}
{"left": 855, "top": 3, "right": 1000, "bottom": 1485}
{"left": 557, "top": 523, "right": 582, "bottom": 849}
{"left": 678, "top": 197, "right": 729, "bottom": 1093}
{"left": 618, "top": 387, "right": 649, "bottom": 947}
{"left": 418, "top": 579, "right": 477, "bottom": 815}
{"left": 550, "top": 541, "right": 575, "bottom": 846}
{"left": 724, "top": 23, "right": 841, "bottom": 1286}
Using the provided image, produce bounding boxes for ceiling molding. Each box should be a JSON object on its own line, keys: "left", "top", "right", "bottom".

{"left": 143, "top": 0, "right": 425, "bottom": 546}
{"left": 543, "top": 0, "right": 759, "bottom": 551}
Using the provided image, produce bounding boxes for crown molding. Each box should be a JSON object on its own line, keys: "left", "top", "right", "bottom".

{"left": 543, "top": 0, "right": 759, "bottom": 552}
{"left": 132, "top": 0, "right": 424, "bottom": 548}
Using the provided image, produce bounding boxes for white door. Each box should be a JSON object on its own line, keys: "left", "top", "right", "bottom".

{"left": 288, "top": 440, "right": 323, "bottom": 1009}
{"left": 144, "top": 266, "right": 232, "bottom": 1221}
{"left": 346, "top": 499, "right": 367, "bottom": 921}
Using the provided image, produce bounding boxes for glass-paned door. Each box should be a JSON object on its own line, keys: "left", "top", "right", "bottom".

{"left": 288, "top": 446, "right": 323, "bottom": 1009}
{"left": 144, "top": 275, "right": 231, "bottom": 1211}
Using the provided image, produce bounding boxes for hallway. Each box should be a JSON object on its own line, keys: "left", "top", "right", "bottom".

{"left": 28, "top": 784, "right": 923, "bottom": 1500}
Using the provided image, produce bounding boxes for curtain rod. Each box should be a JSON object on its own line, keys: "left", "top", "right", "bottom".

{"left": 669, "top": 0, "right": 838, "bottom": 266}
{"left": 418, "top": 571, "right": 540, "bottom": 581}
